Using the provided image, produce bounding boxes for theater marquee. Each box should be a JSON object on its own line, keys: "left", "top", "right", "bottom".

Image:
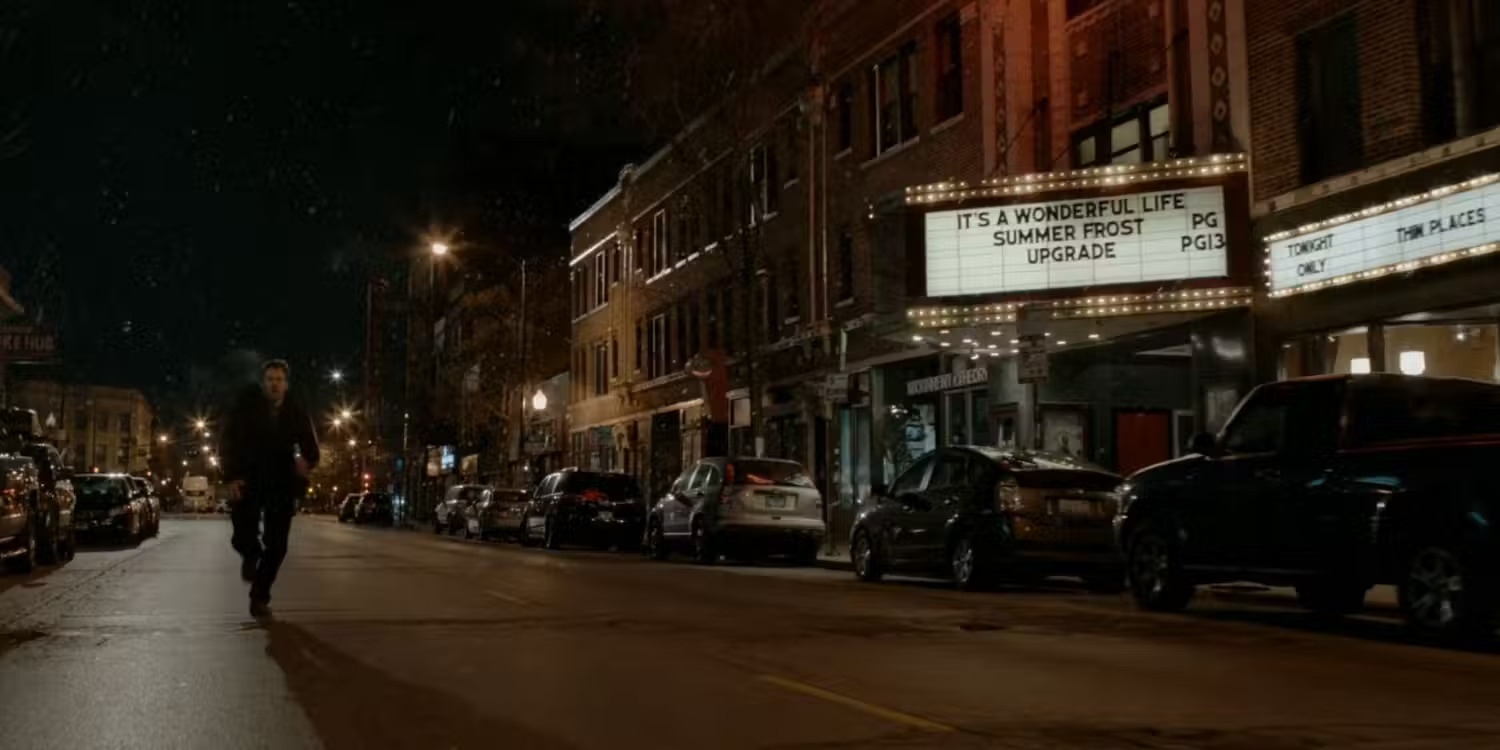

{"left": 923, "top": 186, "right": 1230, "bottom": 297}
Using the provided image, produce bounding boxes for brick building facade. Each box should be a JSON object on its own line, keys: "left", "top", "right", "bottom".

{"left": 570, "top": 0, "right": 1260, "bottom": 540}
{"left": 1250, "top": 0, "right": 1500, "bottom": 385}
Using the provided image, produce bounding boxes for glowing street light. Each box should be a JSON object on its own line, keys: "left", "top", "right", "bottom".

{"left": 531, "top": 389, "right": 548, "bottom": 412}
{"left": 331, "top": 417, "right": 343, "bottom": 428}
{"left": 194, "top": 419, "right": 207, "bottom": 432}
{"left": 347, "top": 438, "right": 356, "bottom": 448}
{"left": 330, "top": 369, "right": 344, "bottom": 383}
{"left": 430, "top": 241, "right": 450, "bottom": 257}
{"left": 158, "top": 434, "right": 169, "bottom": 444}
{"left": 340, "top": 408, "right": 353, "bottom": 421}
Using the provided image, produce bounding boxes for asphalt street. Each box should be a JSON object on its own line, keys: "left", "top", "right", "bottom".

{"left": 4, "top": 517, "right": 1500, "bottom": 749}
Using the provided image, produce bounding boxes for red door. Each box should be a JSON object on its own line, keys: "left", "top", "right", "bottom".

{"left": 1114, "top": 411, "right": 1172, "bottom": 476}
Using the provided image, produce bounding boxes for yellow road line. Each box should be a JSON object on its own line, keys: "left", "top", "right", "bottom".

{"left": 484, "top": 589, "right": 533, "bottom": 607}
{"left": 756, "top": 675, "right": 955, "bottom": 733}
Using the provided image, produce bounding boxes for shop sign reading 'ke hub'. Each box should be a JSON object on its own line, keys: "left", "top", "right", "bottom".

{"left": 923, "top": 186, "right": 1229, "bottom": 297}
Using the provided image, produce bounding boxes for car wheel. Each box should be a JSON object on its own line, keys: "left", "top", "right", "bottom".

{"left": 1399, "top": 544, "right": 1498, "bottom": 638}
{"left": 543, "top": 515, "right": 561, "bottom": 550}
{"left": 7, "top": 520, "right": 37, "bottom": 573}
{"left": 851, "top": 530, "right": 885, "bottom": 582}
{"left": 645, "top": 520, "right": 669, "bottom": 561}
{"left": 1296, "top": 576, "right": 1368, "bottom": 617}
{"left": 950, "top": 534, "right": 990, "bottom": 591}
{"left": 691, "top": 520, "right": 715, "bottom": 565}
{"left": 1127, "top": 525, "right": 1195, "bottom": 612}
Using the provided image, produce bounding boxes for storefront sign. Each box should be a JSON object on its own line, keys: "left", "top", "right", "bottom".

{"left": 906, "top": 367, "right": 988, "bottom": 396}
{"left": 1267, "top": 177, "right": 1500, "bottom": 294}
{"left": 0, "top": 325, "right": 58, "bottom": 363}
{"left": 1017, "top": 335, "right": 1048, "bottom": 383}
{"left": 924, "top": 186, "right": 1229, "bottom": 296}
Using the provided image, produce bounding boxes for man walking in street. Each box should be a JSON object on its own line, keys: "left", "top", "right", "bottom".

{"left": 220, "top": 359, "right": 321, "bottom": 619}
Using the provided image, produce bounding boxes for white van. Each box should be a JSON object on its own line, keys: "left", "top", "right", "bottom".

{"left": 182, "top": 475, "right": 211, "bottom": 513}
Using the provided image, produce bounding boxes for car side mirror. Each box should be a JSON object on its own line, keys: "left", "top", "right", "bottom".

{"left": 1189, "top": 432, "right": 1220, "bottom": 457}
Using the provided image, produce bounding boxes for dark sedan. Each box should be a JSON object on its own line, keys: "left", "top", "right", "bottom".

{"left": 72, "top": 474, "right": 149, "bottom": 543}
{"left": 520, "top": 470, "right": 644, "bottom": 551}
{"left": 353, "top": 492, "right": 395, "bottom": 525}
{"left": 851, "top": 447, "right": 1124, "bottom": 590}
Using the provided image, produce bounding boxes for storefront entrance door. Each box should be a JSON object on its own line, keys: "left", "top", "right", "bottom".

{"left": 1114, "top": 410, "right": 1172, "bottom": 475}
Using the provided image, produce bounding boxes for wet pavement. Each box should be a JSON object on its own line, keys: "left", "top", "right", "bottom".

{"left": 3, "top": 516, "right": 1500, "bottom": 749}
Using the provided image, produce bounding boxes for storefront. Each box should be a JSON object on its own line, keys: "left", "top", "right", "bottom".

{"left": 1258, "top": 142, "right": 1500, "bottom": 383}
{"left": 896, "top": 154, "right": 1258, "bottom": 475}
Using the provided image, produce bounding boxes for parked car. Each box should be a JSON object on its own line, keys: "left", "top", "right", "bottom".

{"left": 434, "top": 484, "right": 488, "bottom": 535}
{"left": 337, "top": 493, "right": 360, "bottom": 523}
{"left": 464, "top": 488, "right": 530, "bottom": 541}
{"left": 353, "top": 492, "right": 395, "bottom": 525}
{"left": 646, "top": 457, "right": 826, "bottom": 565}
{"left": 0, "top": 455, "right": 43, "bottom": 572}
{"left": 128, "top": 476, "right": 162, "bottom": 537}
{"left": 521, "top": 469, "right": 645, "bottom": 550}
{"left": 1117, "top": 374, "right": 1500, "bottom": 637}
{"left": 848, "top": 448, "right": 1121, "bottom": 589}
{"left": 72, "top": 474, "right": 149, "bottom": 543}
{"left": 15, "top": 442, "right": 77, "bottom": 565}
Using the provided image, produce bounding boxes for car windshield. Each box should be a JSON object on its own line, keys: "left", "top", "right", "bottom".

{"left": 454, "top": 486, "right": 489, "bottom": 502}
{"left": 727, "top": 460, "right": 815, "bottom": 488}
{"left": 558, "top": 473, "right": 642, "bottom": 498}
{"left": 73, "top": 476, "right": 130, "bottom": 500}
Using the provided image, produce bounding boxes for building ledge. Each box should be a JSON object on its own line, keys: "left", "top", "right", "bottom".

{"left": 1255, "top": 124, "right": 1500, "bottom": 218}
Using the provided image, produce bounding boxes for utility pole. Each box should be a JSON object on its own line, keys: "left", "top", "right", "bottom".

{"left": 516, "top": 258, "right": 528, "bottom": 483}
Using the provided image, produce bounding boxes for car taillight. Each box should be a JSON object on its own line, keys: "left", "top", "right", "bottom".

{"left": 995, "top": 478, "right": 1022, "bottom": 513}
{"left": 581, "top": 489, "right": 609, "bottom": 503}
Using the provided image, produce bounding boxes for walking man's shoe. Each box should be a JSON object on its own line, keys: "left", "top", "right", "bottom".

{"left": 250, "top": 599, "right": 272, "bottom": 619}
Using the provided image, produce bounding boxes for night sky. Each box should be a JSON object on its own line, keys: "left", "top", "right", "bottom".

{"left": 0, "top": 0, "right": 646, "bottom": 416}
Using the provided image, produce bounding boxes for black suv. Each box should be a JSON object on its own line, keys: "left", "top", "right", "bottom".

{"left": 0, "top": 447, "right": 76, "bottom": 571}
{"left": 520, "top": 469, "right": 644, "bottom": 550}
{"left": 1118, "top": 374, "right": 1500, "bottom": 637}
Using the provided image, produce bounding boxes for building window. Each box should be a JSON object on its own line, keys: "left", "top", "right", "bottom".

{"left": 705, "top": 291, "right": 720, "bottom": 349}
{"left": 1296, "top": 15, "right": 1363, "bottom": 184}
{"left": 1419, "top": 1, "right": 1500, "bottom": 144}
{"left": 835, "top": 83, "right": 854, "bottom": 153}
{"left": 785, "top": 260, "right": 801, "bottom": 322}
{"left": 935, "top": 14, "right": 964, "bottom": 122}
{"left": 648, "top": 314, "right": 668, "bottom": 380}
{"left": 674, "top": 305, "right": 688, "bottom": 372}
{"left": 870, "top": 43, "right": 918, "bottom": 155}
{"left": 593, "top": 344, "right": 608, "bottom": 396}
{"left": 652, "top": 209, "right": 670, "bottom": 276}
{"left": 74, "top": 409, "right": 88, "bottom": 432}
{"left": 1072, "top": 99, "right": 1169, "bottom": 168}
{"left": 611, "top": 337, "right": 619, "bottom": 380}
{"left": 594, "top": 253, "right": 607, "bottom": 306}
{"left": 687, "top": 298, "right": 700, "bottom": 359}
{"left": 119, "top": 413, "right": 131, "bottom": 434}
{"left": 838, "top": 229, "right": 855, "bottom": 302}
{"left": 720, "top": 166, "right": 736, "bottom": 238}
{"left": 783, "top": 118, "right": 800, "bottom": 184}
{"left": 750, "top": 144, "right": 779, "bottom": 222}
{"left": 609, "top": 241, "right": 622, "bottom": 285}
{"left": 635, "top": 319, "right": 644, "bottom": 373}
{"left": 722, "top": 287, "right": 735, "bottom": 355}
{"left": 761, "top": 272, "right": 779, "bottom": 338}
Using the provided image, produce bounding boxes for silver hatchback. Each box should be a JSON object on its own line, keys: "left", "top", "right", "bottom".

{"left": 645, "top": 457, "right": 825, "bottom": 564}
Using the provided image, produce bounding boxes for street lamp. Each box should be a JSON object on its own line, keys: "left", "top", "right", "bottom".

{"left": 430, "top": 242, "right": 450, "bottom": 257}
{"left": 194, "top": 419, "right": 207, "bottom": 432}
{"left": 158, "top": 434, "right": 169, "bottom": 444}
{"left": 531, "top": 389, "right": 548, "bottom": 412}
{"left": 340, "top": 408, "right": 353, "bottom": 421}
{"left": 332, "top": 417, "right": 343, "bottom": 428}
{"left": 330, "top": 369, "right": 344, "bottom": 383}
{"left": 347, "top": 438, "right": 357, "bottom": 448}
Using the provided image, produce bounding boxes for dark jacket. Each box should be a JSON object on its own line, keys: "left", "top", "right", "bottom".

{"left": 220, "top": 385, "right": 321, "bottom": 496}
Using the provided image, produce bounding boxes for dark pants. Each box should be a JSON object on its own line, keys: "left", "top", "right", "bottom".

{"left": 231, "top": 490, "right": 295, "bottom": 603}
